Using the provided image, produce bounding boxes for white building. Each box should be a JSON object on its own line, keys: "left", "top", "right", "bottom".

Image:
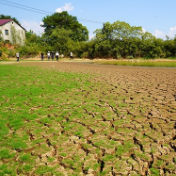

{"left": 0, "top": 19, "right": 26, "bottom": 45}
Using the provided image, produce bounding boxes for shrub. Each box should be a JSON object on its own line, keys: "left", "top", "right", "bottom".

{"left": 7, "top": 50, "right": 15, "bottom": 58}
{"left": 0, "top": 50, "right": 2, "bottom": 57}
{"left": 17, "top": 45, "right": 40, "bottom": 57}
{"left": 0, "top": 53, "right": 7, "bottom": 60}
{"left": 127, "top": 55, "right": 134, "bottom": 59}
{"left": 116, "top": 54, "right": 121, "bottom": 59}
{"left": 80, "top": 51, "right": 88, "bottom": 58}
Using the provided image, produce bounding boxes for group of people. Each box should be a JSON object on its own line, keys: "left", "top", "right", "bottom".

{"left": 15, "top": 51, "right": 74, "bottom": 62}
{"left": 41, "top": 51, "right": 60, "bottom": 61}
{"left": 41, "top": 51, "right": 74, "bottom": 61}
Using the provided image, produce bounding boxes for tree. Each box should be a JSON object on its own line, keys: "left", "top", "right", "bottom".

{"left": 102, "top": 22, "right": 113, "bottom": 40}
{"left": 26, "top": 30, "right": 42, "bottom": 46}
{"left": 163, "top": 38, "right": 175, "bottom": 57}
{"left": 141, "top": 32, "right": 164, "bottom": 58}
{"left": 111, "top": 21, "right": 142, "bottom": 41}
{"left": 41, "top": 11, "right": 88, "bottom": 42}
{"left": 0, "top": 14, "right": 20, "bottom": 25}
{"left": 49, "top": 27, "right": 74, "bottom": 54}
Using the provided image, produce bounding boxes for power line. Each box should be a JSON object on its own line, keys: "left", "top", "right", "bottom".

{"left": 1, "top": 0, "right": 52, "bottom": 14}
{"left": 0, "top": 0, "right": 104, "bottom": 24}
{"left": 0, "top": 1, "right": 48, "bottom": 15}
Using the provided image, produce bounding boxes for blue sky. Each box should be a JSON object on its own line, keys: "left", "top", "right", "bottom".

{"left": 0, "top": 0, "right": 176, "bottom": 39}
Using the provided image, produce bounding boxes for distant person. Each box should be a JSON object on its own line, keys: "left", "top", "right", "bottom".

{"left": 41, "top": 52, "right": 44, "bottom": 61}
{"left": 70, "top": 52, "right": 73, "bottom": 59}
{"left": 16, "top": 52, "right": 19, "bottom": 62}
{"left": 47, "top": 51, "right": 50, "bottom": 60}
{"left": 55, "top": 51, "right": 59, "bottom": 61}
{"left": 51, "top": 51, "right": 55, "bottom": 60}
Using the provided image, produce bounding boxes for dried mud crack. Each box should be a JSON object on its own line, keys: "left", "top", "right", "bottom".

{"left": 1, "top": 61, "right": 176, "bottom": 175}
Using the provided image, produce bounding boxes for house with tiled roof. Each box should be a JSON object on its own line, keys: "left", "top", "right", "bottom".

{"left": 0, "top": 19, "right": 26, "bottom": 45}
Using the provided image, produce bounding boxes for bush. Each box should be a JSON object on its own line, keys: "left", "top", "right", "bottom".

{"left": 0, "top": 50, "right": 2, "bottom": 57}
{"left": 7, "top": 50, "right": 15, "bottom": 58}
{"left": 127, "top": 55, "right": 134, "bottom": 59}
{"left": 18, "top": 45, "right": 40, "bottom": 57}
{"left": 116, "top": 54, "right": 121, "bottom": 59}
{"left": 0, "top": 53, "right": 7, "bottom": 60}
{"left": 79, "top": 51, "right": 88, "bottom": 58}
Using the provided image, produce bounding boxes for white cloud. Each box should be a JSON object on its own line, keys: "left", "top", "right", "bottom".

{"left": 169, "top": 26, "right": 176, "bottom": 38}
{"left": 63, "top": 3, "right": 74, "bottom": 11}
{"left": 21, "top": 20, "right": 44, "bottom": 35}
{"left": 153, "top": 30, "right": 165, "bottom": 39}
{"left": 56, "top": 8, "right": 62, "bottom": 13}
{"left": 40, "top": 21, "right": 44, "bottom": 26}
{"left": 56, "top": 3, "right": 74, "bottom": 13}
{"left": 152, "top": 26, "right": 176, "bottom": 39}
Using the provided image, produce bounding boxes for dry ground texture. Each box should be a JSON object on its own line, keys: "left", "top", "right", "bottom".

{"left": 1, "top": 61, "right": 176, "bottom": 175}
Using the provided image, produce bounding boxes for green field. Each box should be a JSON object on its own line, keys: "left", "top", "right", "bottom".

{"left": 0, "top": 64, "right": 175, "bottom": 175}
{"left": 0, "top": 65, "right": 96, "bottom": 175}
{"left": 95, "top": 60, "right": 176, "bottom": 67}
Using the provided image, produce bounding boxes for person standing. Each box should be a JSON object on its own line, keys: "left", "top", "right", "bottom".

{"left": 41, "top": 52, "right": 44, "bottom": 61}
{"left": 51, "top": 51, "right": 55, "bottom": 60}
{"left": 70, "top": 52, "right": 73, "bottom": 59}
{"left": 16, "top": 52, "right": 19, "bottom": 62}
{"left": 47, "top": 51, "right": 50, "bottom": 60}
{"left": 55, "top": 51, "right": 59, "bottom": 61}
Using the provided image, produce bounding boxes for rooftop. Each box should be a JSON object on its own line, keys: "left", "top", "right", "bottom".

{"left": 0, "top": 19, "right": 12, "bottom": 26}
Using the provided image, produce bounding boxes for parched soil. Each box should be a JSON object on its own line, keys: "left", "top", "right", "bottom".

{"left": 12, "top": 62, "right": 176, "bottom": 175}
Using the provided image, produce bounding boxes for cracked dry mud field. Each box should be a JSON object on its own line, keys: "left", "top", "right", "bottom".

{"left": 2, "top": 61, "right": 176, "bottom": 175}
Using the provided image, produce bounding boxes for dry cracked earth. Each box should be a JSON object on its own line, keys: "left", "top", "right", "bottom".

{"left": 14, "top": 62, "right": 176, "bottom": 175}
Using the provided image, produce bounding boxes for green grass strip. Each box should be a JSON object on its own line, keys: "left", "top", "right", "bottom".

{"left": 95, "top": 60, "right": 176, "bottom": 67}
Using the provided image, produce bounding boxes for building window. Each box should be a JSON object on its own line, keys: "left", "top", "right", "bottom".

{"left": 5, "top": 29, "right": 9, "bottom": 35}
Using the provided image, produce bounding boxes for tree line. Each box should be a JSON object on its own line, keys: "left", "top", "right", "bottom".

{"left": 1, "top": 12, "right": 176, "bottom": 59}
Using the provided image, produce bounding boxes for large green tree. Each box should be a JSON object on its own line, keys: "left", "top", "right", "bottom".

{"left": 93, "top": 21, "right": 143, "bottom": 58}
{"left": 0, "top": 14, "right": 20, "bottom": 24}
{"left": 41, "top": 11, "right": 88, "bottom": 42}
{"left": 49, "top": 27, "right": 74, "bottom": 54}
